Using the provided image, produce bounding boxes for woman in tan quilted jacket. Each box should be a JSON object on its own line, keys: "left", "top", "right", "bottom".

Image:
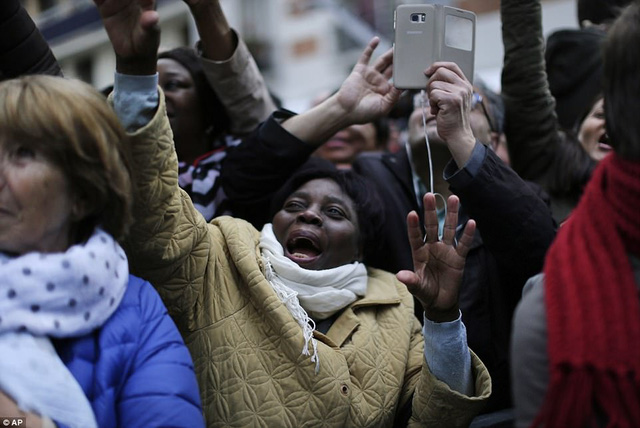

{"left": 95, "top": 0, "right": 491, "bottom": 426}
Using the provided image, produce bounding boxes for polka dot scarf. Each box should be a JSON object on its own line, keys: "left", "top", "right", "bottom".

{"left": 0, "top": 228, "right": 129, "bottom": 428}
{"left": 0, "top": 228, "right": 128, "bottom": 335}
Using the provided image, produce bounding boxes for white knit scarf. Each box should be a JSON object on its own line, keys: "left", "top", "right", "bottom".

{"left": 259, "top": 224, "right": 368, "bottom": 372}
{"left": 0, "top": 229, "right": 129, "bottom": 428}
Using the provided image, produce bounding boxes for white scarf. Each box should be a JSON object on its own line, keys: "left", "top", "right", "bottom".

{"left": 0, "top": 229, "right": 129, "bottom": 428}
{"left": 259, "top": 224, "right": 368, "bottom": 372}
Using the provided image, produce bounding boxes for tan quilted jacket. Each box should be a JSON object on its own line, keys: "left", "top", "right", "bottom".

{"left": 123, "top": 92, "right": 491, "bottom": 427}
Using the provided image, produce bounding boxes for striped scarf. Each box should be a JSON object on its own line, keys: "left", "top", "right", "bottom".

{"left": 178, "top": 136, "right": 240, "bottom": 221}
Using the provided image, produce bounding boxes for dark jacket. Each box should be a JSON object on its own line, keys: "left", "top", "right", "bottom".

{"left": 0, "top": 0, "right": 62, "bottom": 79}
{"left": 53, "top": 275, "right": 204, "bottom": 428}
{"left": 221, "top": 110, "right": 557, "bottom": 412}
{"left": 501, "top": 0, "right": 595, "bottom": 223}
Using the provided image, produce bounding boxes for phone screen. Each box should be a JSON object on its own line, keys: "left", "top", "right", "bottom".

{"left": 445, "top": 15, "right": 474, "bottom": 51}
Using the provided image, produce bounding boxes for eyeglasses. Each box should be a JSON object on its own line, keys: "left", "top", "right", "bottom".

{"left": 413, "top": 91, "right": 497, "bottom": 134}
{"left": 471, "top": 92, "right": 497, "bottom": 134}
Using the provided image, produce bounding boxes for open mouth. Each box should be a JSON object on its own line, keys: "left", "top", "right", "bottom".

{"left": 286, "top": 236, "right": 321, "bottom": 265}
{"left": 598, "top": 133, "right": 613, "bottom": 152}
{"left": 598, "top": 143, "right": 613, "bottom": 152}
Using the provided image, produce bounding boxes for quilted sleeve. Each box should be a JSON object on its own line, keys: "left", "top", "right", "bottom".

{"left": 117, "top": 279, "right": 204, "bottom": 428}
{"left": 406, "top": 318, "right": 491, "bottom": 427}
{"left": 118, "top": 90, "right": 212, "bottom": 332}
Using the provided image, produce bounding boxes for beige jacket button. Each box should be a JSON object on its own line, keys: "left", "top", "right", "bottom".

{"left": 340, "top": 384, "right": 349, "bottom": 395}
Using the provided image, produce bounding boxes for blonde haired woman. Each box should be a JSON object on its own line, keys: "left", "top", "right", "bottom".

{"left": 0, "top": 76, "right": 203, "bottom": 428}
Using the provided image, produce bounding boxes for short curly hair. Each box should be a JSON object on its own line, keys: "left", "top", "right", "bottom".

{"left": 0, "top": 75, "right": 133, "bottom": 243}
{"left": 270, "top": 158, "right": 386, "bottom": 264}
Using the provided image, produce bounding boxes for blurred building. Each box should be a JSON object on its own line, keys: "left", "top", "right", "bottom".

{"left": 22, "top": 0, "right": 577, "bottom": 111}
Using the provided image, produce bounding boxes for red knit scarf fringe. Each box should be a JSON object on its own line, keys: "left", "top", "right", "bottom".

{"left": 533, "top": 154, "right": 640, "bottom": 428}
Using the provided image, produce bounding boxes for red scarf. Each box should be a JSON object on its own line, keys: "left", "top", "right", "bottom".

{"left": 533, "top": 154, "right": 640, "bottom": 427}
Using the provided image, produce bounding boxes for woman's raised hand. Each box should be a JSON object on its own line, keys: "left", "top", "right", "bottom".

{"left": 396, "top": 193, "right": 476, "bottom": 323}
{"left": 94, "top": 0, "right": 160, "bottom": 75}
{"left": 334, "top": 37, "right": 403, "bottom": 125}
{"left": 280, "top": 37, "right": 402, "bottom": 146}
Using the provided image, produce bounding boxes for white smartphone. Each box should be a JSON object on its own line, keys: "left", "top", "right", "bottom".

{"left": 393, "top": 4, "right": 476, "bottom": 89}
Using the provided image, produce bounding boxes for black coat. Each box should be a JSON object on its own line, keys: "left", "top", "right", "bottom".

{"left": 0, "top": 0, "right": 62, "bottom": 80}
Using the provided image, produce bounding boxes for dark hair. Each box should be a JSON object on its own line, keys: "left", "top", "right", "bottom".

{"left": 270, "top": 158, "right": 385, "bottom": 264}
{"left": 573, "top": 93, "right": 604, "bottom": 133}
{"left": 578, "top": 0, "right": 633, "bottom": 26}
{"left": 158, "top": 47, "right": 231, "bottom": 143}
{"left": 549, "top": 130, "right": 596, "bottom": 199}
{"left": 602, "top": 1, "right": 640, "bottom": 160}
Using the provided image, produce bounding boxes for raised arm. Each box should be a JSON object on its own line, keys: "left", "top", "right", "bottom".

{"left": 182, "top": 0, "right": 233, "bottom": 61}
{"left": 0, "top": 0, "right": 62, "bottom": 79}
{"left": 221, "top": 38, "right": 402, "bottom": 227}
{"left": 501, "top": 0, "right": 561, "bottom": 182}
{"left": 95, "top": 0, "right": 213, "bottom": 328}
{"left": 183, "top": 0, "right": 277, "bottom": 135}
{"left": 282, "top": 37, "right": 401, "bottom": 144}
{"left": 425, "top": 58, "right": 557, "bottom": 412}
{"left": 397, "top": 194, "right": 491, "bottom": 424}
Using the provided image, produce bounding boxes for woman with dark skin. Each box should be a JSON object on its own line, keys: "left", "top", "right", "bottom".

{"left": 118, "top": 0, "right": 276, "bottom": 220}
{"left": 94, "top": 0, "right": 491, "bottom": 425}
{"left": 157, "top": 52, "right": 224, "bottom": 166}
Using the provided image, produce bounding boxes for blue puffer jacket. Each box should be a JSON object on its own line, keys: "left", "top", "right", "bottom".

{"left": 52, "top": 275, "right": 204, "bottom": 428}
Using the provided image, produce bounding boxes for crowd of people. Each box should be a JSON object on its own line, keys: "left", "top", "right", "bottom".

{"left": 0, "top": 0, "right": 638, "bottom": 426}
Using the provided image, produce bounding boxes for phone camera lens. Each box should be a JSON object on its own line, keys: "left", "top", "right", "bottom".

{"left": 411, "top": 14, "right": 419, "bottom": 22}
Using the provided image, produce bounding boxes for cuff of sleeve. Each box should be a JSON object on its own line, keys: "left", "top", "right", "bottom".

{"left": 113, "top": 72, "right": 159, "bottom": 132}
{"left": 114, "top": 72, "right": 158, "bottom": 94}
{"left": 422, "top": 310, "right": 463, "bottom": 333}
{"left": 423, "top": 310, "right": 465, "bottom": 359}
{"left": 198, "top": 29, "right": 247, "bottom": 72}
{"left": 258, "top": 109, "right": 318, "bottom": 154}
{"left": 444, "top": 141, "right": 487, "bottom": 188}
{"left": 423, "top": 310, "right": 474, "bottom": 396}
